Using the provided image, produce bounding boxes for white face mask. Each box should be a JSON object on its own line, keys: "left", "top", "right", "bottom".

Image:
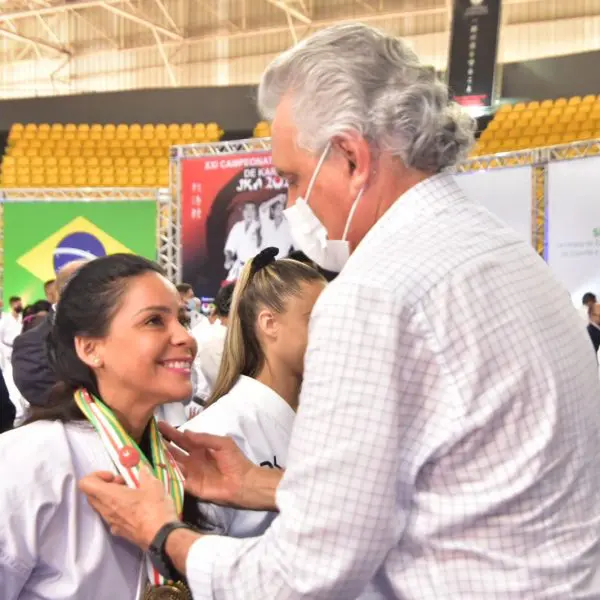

{"left": 284, "top": 142, "right": 364, "bottom": 272}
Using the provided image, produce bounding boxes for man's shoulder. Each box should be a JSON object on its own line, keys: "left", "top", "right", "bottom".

{"left": 14, "top": 314, "right": 52, "bottom": 349}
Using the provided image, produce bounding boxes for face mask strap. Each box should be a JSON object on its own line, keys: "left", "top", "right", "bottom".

{"left": 342, "top": 186, "right": 364, "bottom": 241}
{"left": 304, "top": 141, "right": 332, "bottom": 206}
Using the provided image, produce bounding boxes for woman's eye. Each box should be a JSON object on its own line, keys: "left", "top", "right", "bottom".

{"left": 145, "top": 315, "right": 164, "bottom": 326}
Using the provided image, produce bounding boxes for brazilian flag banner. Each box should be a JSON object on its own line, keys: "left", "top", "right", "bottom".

{"left": 4, "top": 201, "right": 157, "bottom": 306}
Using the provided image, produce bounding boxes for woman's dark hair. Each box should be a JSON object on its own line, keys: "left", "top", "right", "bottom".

{"left": 214, "top": 282, "right": 235, "bottom": 318}
{"left": 25, "top": 254, "right": 163, "bottom": 425}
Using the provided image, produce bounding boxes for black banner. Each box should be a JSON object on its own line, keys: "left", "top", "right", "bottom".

{"left": 447, "top": 0, "right": 501, "bottom": 108}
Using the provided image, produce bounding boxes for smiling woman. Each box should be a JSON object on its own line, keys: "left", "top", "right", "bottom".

{"left": 0, "top": 254, "right": 199, "bottom": 600}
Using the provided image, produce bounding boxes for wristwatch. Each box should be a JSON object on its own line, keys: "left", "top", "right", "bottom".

{"left": 147, "top": 521, "right": 192, "bottom": 580}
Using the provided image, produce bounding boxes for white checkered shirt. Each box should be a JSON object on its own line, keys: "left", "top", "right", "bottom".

{"left": 186, "top": 173, "right": 600, "bottom": 599}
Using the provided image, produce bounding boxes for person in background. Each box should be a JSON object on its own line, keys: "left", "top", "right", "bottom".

{"left": 21, "top": 300, "right": 52, "bottom": 334}
{"left": 0, "top": 296, "right": 23, "bottom": 369}
{"left": 193, "top": 282, "right": 235, "bottom": 396}
{"left": 0, "top": 367, "right": 15, "bottom": 434}
{"left": 12, "top": 260, "right": 86, "bottom": 408}
{"left": 176, "top": 283, "right": 194, "bottom": 308}
{"left": 580, "top": 292, "right": 597, "bottom": 322}
{"left": 82, "top": 23, "right": 600, "bottom": 600}
{"left": 587, "top": 302, "right": 600, "bottom": 355}
{"left": 44, "top": 279, "right": 58, "bottom": 305}
{"left": 182, "top": 247, "right": 326, "bottom": 538}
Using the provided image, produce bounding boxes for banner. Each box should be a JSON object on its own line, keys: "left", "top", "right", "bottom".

{"left": 546, "top": 157, "right": 600, "bottom": 305}
{"left": 3, "top": 200, "right": 157, "bottom": 307}
{"left": 181, "top": 151, "right": 291, "bottom": 298}
{"left": 447, "top": 0, "right": 501, "bottom": 107}
{"left": 454, "top": 166, "right": 533, "bottom": 244}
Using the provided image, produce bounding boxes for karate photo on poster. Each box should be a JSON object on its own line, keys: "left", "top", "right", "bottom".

{"left": 181, "top": 151, "right": 293, "bottom": 298}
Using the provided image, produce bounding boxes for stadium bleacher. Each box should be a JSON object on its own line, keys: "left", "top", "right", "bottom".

{"left": 0, "top": 122, "right": 224, "bottom": 188}
{"left": 471, "top": 94, "right": 600, "bottom": 157}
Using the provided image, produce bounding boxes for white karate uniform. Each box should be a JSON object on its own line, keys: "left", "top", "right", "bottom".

{"left": 0, "top": 420, "right": 144, "bottom": 600}
{"left": 0, "top": 313, "right": 21, "bottom": 369}
{"left": 182, "top": 375, "right": 294, "bottom": 538}
{"left": 224, "top": 221, "right": 261, "bottom": 281}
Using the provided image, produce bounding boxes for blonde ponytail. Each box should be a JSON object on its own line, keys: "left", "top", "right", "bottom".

{"left": 205, "top": 251, "right": 326, "bottom": 407}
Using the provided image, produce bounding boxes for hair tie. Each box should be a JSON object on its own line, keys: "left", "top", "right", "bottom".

{"left": 250, "top": 247, "right": 279, "bottom": 277}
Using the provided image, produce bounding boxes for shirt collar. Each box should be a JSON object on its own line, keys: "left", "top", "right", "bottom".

{"left": 231, "top": 375, "right": 296, "bottom": 429}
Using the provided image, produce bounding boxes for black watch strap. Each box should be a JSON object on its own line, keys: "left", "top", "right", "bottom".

{"left": 148, "top": 521, "right": 191, "bottom": 580}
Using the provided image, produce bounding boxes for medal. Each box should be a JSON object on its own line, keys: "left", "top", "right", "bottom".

{"left": 74, "top": 389, "right": 187, "bottom": 591}
{"left": 143, "top": 581, "right": 192, "bottom": 600}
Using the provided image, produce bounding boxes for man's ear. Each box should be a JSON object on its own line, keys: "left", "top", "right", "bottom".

{"left": 334, "top": 134, "right": 371, "bottom": 195}
{"left": 74, "top": 336, "right": 104, "bottom": 369}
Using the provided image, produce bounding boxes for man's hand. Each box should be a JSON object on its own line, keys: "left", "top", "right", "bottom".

{"left": 159, "top": 423, "right": 281, "bottom": 511}
{"left": 79, "top": 467, "right": 178, "bottom": 550}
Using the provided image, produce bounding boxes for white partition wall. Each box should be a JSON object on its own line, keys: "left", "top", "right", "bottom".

{"left": 546, "top": 156, "right": 600, "bottom": 305}
{"left": 454, "top": 166, "right": 533, "bottom": 244}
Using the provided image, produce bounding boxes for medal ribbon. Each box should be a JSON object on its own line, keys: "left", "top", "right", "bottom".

{"left": 75, "top": 388, "right": 185, "bottom": 587}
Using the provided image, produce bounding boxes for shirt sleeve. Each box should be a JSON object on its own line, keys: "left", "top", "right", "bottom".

{"left": 185, "top": 279, "right": 449, "bottom": 599}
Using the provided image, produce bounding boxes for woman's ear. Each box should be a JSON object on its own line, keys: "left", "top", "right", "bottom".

{"left": 74, "top": 336, "right": 104, "bottom": 369}
{"left": 255, "top": 308, "right": 278, "bottom": 341}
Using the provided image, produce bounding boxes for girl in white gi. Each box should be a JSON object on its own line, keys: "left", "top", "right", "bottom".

{"left": 0, "top": 254, "right": 199, "bottom": 600}
{"left": 183, "top": 246, "right": 326, "bottom": 537}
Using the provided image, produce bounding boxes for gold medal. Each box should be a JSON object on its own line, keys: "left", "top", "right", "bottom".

{"left": 143, "top": 581, "right": 192, "bottom": 600}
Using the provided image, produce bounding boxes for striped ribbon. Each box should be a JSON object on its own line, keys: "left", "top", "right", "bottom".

{"left": 75, "top": 388, "right": 185, "bottom": 587}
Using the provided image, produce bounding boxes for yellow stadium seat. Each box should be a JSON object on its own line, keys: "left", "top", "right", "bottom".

{"left": 65, "top": 123, "right": 77, "bottom": 132}
{"left": 497, "top": 104, "right": 512, "bottom": 113}
{"left": 11, "top": 123, "right": 24, "bottom": 132}
{"left": 168, "top": 130, "right": 180, "bottom": 142}
{"left": 143, "top": 167, "right": 155, "bottom": 177}
{"left": 577, "top": 130, "right": 593, "bottom": 140}
{"left": 552, "top": 123, "right": 567, "bottom": 134}
{"left": 86, "top": 157, "right": 99, "bottom": 168}
{"left": 130, "top": 175, "right": 143, "bottom": 186}
{"left": 45, "top": 157, "right": 58, "bottom": 168}
{"left": 110, "top": 148, "right": 124, "bottom": 158}
{"left": 134, "top": 139, "right": 147, "bottom": 149}
{"left": 25, "top": 148, "right": 39, "bottom": 158}
{"left": 64, "top": 131, "right": 76, "bottom": 141}
{"left": 578, "top": 103, "right": 592, "bottom": 114}
{"left": 46, "top": 174, "right": 59, "bottom": 186}
{"left": 102, "top": 177, "right": 116, "bottom": 187}
{"left": 480, "top": 130, "right": 494, "bottom": 142}
{"left": 90, "top": 131, "right": 103, "bottom": 141}
{"left": 45, "top": 166, "right": 58, "bottom": 176}
{"left": 96, "top": 148, "right": 109, "bottom": 158}
{"left": 129, "top": 157, "right": 141, "bottom": 168}
{"left": 31, "top": 174, "right": 45, "bottom": 186}
{"left": 38, "top": 130, "right": 49, "bottom": 141}
{"left": 526, "top": 101, "right": 540, "bottom": 111}
{"left": 549, "top": 108, "right": 563, "bottom": 119}
{"left": 142, "top": 157, "right": 155, "bottom": 168}
{"left": 512, "top": 103, "right": 526, "bottom": 112}
{"left": 147, "top": 138, "right": 160, "bottom": 149}
{"left": 138, "top": 148, "right": 150, "bottom": 158}
{"left": 116, "top": 176, "right": 129, "bottom": 187}
{"left": 116, "top": 167, "right": 128, "bottom": 178}
{"left": 116, "top": 123, "right": 128, "bottom": 134}
{"left": 494, "top": 129, "right": 508, "bottom": 141}
{"left": 547, "top": 134, "right": 561, "bottom": 146}
{"left": 82, "top": 139, "right": 94, "bottom": 149}
{"left": 581, "top": 119, "right": 596, "bottom": 131}
{"left": 98, "top": 158, "right": 111, "bottom": 168}
{"left": 2, "top": 155, "right": 16, "bottom": 167}
{"left": 500, "top": 139, "right": 515, "bottom": 152}
{"left": 54, "top": 148, "right": 67, "bottom": 158}
{"left": 565, "top": 122, "right": 580, "bottom": 133}
{"left": 535, "top": 108, "right": 549, "bottom": 119}
{"left": 523, "top": 126, "right": 537, "bottom": 137}
{"left": 78, "top": 124, "right": 90, "bottom": 133}
{"left": 181, "top": 130, "right": 193, "bottom": 141}
{"left": 530, "top": 117, "right": 544, "bottom": 128}
{"left": 73, "top": 166, "right": 86, "bottom": 178}
{"left": 563, "top": 106, "right": 577, "bottom": 117}
{"left": 122, "top": 139, "right": 135, "bottom": 149}
{"left": 142, "top": 124, "right": 154, "bottom": 137}
{"left": 90, "top": 124, "right": 102, "bottom": 134}
{"left": 130, "top": 167, "right": 142, "bottom": 177}
{"left": 582, "top": 94, "right": 596, "bottom": 104}
{"left": 50, "top": 123, "right": 63, "bottom": 132}
{"left": 88, "top": 176, "right": 102, "bottom": 187}
{"left": 59, "top": 175, "right": 73, "bottom": 186}
{"left": 568, "top": 96, "right": 582, "bottom": 106}
{"left": 562, "top": 133, "right": 577, "bottom": 143}
{"left": 130, "top": 129, "right": 142, "bottom": 140}
{"left": 123, "top": 148, "right": 136, "bottom": 158}
{"left": 159, "top": 173, "right": 169, "bottom": 187}
{"left": 114, "top": 157, "right": 127, "bottom": 168}
{"left": 155, "top": 129, "right": 167, "bottom": 141}
{"left": 25, "top": 123, "right": 37, "bottom": 132}
{"left": 555, "top": 98, "right": 568, "bottom": 107}
{"left": 573, "top": 112, "right": 588, "bottom": 123}
{"left": 156, "top": 157, "right": 169, "bottom": 168}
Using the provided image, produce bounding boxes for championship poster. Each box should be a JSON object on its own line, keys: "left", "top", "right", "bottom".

{"left": 3, "top": 201, "right": 157, "bottom": 306}
{"left": 181, "top": 151, "right": 291, "bottom": 298}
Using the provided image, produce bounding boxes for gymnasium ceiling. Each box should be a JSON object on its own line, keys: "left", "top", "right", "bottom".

{"left": 0, "top": 0, "right": 599, "bottom": 98}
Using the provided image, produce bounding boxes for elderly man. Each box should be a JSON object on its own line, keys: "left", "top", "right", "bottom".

{"left": 81, "top": 24, "right": 600, "bottom": 599}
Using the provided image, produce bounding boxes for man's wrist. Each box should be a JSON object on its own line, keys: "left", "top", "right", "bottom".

{"left": 239, "top": 466, "right": 282, "bottom": 512}
{"left": 164, "top": 527, "right": 204, "bottom": 576}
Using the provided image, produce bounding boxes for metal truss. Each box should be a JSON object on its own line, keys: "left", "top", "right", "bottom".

{"left": 171, "top": 138, "right": 272, "bottom": 160}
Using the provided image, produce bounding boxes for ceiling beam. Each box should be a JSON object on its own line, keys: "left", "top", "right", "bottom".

{"left": 265, "top": 0, "right": 312, "bottom": 25}
{"left": 0, "top": 0, "right": 124, "bottom": 23}
{"left": 0, "top": 25, "right": 70, "bottom": 55}
{"left": 103, "top": 4, "right": 183, "bottom": 40}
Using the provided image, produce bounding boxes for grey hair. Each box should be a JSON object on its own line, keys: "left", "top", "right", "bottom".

{"left": 258, "top": 23, "right": 475, "bottom": 172}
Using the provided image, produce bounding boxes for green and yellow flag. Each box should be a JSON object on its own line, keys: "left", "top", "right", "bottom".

{"left": 4, "top": 201, "right": 157, "bottom": 306}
